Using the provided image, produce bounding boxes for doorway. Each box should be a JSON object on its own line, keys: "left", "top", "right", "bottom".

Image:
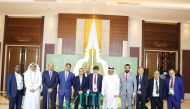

{"left": 144, "top": 50, "right": 178, "bottom": 78}
{"left": 3, "top": 45, "right": 40, "bottom": 90}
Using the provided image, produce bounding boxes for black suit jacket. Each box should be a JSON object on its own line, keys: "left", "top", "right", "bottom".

{"left": 88, "top": 73, "right": 103, "bottom": 93}
{"left": 136, "top": 75, "right": 148, "bottom": 96}
{"left": 42, "top": 70, "right": 59, "bottom": 96}
{"left": 6, "top": 72, "right": 24, "bottom": 97}
{"left": 73, "top": 75, "right": 89, "bottom": 96}
{"left": 148, "top": 78, "right": 166, "bottom": 101}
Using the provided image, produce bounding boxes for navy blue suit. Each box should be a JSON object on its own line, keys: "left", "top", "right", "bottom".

{"left": 58, "top": 71, "right": 75, "bottom": 109}
{"left": 166, "top": 76, "right": 184, "bottom": 109}
{"left": 73, "top": 75, "right": 89, "bottom": 109}
{"left": 6, "top": 72, "right": 24, "bottom": 109}
{"left": 42, "top": 70, "right": 58, "bottom": 109}
{"left": 148, "top": 78, "right": 166, "bottom": 109}
{"left": 88, "top": 73, "right": 103, "bottom": 109}
{"left": 136, "top": 75, "right": 148, "bottom": 109}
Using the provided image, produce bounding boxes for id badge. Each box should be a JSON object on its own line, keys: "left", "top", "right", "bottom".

{"left": 93, "top": 88, "right": 97, "bottom": 92}
{"left": 169, "top": 88, "right": 174, "bottom": 95}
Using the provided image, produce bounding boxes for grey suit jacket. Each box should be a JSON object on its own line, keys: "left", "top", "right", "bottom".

{"left": 119, "top": 72, "right": 137, "bottom": 95}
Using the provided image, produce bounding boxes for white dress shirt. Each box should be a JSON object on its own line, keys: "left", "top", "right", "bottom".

{"left": 49, "top": 70, "right": 53, "bottom": 80}
{"left": 169, "top": 77, "right": 175, "bottom": 94}
{"left": 153, "top": 78, "right": 159, "bottom": 97}
{"left": 79, "top": 76, "right": 83, "bottom": 86}
{"left": 125, "top": 73, "right": 129, "bottom": 80}
{"left": 93, "top": 74, "right": 98, "bottom": 92}
{"left": 15, "top": 72, "right": 23, "bottom": 90}
{"left": 65, "top": 70, "right": 69, "bottom": 80}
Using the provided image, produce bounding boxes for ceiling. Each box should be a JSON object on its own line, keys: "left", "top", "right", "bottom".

{"left": 0, "top": 0, "right": 190, "bottom": 22}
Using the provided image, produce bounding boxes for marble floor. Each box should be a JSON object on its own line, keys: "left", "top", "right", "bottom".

{"left": 0, "top": 93, "right": 190, "bottom": 109}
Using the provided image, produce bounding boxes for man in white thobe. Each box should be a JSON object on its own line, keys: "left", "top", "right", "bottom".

{"left": 102, "top": 67, "right": 120, "bottom": 109}
{"left": 23, "top": 63, "right": 42, "bottom": 109}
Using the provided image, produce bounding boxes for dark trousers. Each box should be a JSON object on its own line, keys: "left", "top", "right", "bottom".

{"left": 150, "top": 97, "right": 163, "bottom": 109}
{"left": 9, "top": 90, "right": 23, "bottom": 109}
{"left": 43, "top": 93, "right": 56, "bottom": 109}
{"left": 58, "top": 93, "right": 71, "bottom": 109}
{"left": 167, "top": 95, "right": 181, "bottom": 109}
{"left": 89, "top": 92, "right": 101, "bottom": 109}
{"left": 136, "top": 94, "right": 146, "bottom": 109}
{"left": 74, "top": 93, "right": 88, "bottom": 109}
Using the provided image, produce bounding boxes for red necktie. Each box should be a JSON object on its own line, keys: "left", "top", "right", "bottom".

{"left": 94, "top": 74, "right": 96, "bottom": 84}
{"left": 170, "top": 78, "right": 173, "bottom": 88}
{"left": 125, "top": 73, "right": 128, "bottom": 80}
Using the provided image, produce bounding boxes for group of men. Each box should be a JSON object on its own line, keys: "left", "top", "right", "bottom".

{"left": 137, "top": 68, "right": 184, "bottom": 109}
{"left": 6, "top": 63, "right": 184, "bottom": 109}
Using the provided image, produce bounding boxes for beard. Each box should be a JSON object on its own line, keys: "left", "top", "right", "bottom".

{"left": 125, "top": 70, "right": 130, "bottom": 73}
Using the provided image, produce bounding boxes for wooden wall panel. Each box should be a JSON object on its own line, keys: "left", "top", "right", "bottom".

{"left": 142, "top": 21, "right": 180, "bottom": 50}
{"left": 58, "top": 17, "right": 76, "bottom": 54}
{"left": 109, "top": 19, "right": 128, "bottom": 56}
{"left": 182, "top": 50, "right": 190, "bottom": 93}
{"left": 58, "top": 13, "right": 128, "bottom": 56}
{"left": 4, "top": 16, "right": 44, "bottom": 44}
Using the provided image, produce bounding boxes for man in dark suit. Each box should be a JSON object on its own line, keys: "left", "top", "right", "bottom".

{"left": 148, "top": 70, "right": 166, "bottom": 109}
{"left": 6, "top": 65, "right": 24, "bottom": 109}
{"left": 58, "top": 63, "right": 75, "bottom": 109}
{"left": 84, "top": 64, "right": 91, "bottom": 77}
{"left": 136, "top": 67, "right": 149, "bottom": 109}
{"left": 166, "top": 69, "right": 184, "bottom": 109}
{"left": 42, "top": 63, "right": 58, "bottom": 109}
{"left": 73, "top": 68, "right": 89, "bottom": 109}
{"left": 88, "top": 66, "right": 103, "bottom": 109}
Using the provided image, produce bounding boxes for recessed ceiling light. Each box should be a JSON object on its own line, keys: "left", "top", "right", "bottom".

{"left": 117, "top": 2, "right": 140, "bottom": 5}
{"left": 106, "top": 1, "right": 140, "bottom": 6}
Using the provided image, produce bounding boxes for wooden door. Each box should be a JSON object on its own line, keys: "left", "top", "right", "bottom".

{"left": 145, "top": 52, "right": 158, "bottom": 79}
{"left": 6, "top": 46, "right": 22, "bottom": 77}
{"left": 168, "top": 52, "right": 176, "bottom": 70}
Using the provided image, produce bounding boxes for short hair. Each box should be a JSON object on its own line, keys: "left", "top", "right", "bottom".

{"left": 48, "top": 63, "right": 54, "bottom": 66}
{"left": 154, "top": 70, "right": 160, "bottom": 74}
{"left": 93, "top": 66, "right": 99, "bottom": 70}
{"left": 85, "top": 64, "right": 90, "bottom": 67}
{"left": 125, "top": 64, "right": 130, "bottom": 68}
{"left": 138, "top": 67, "right": 144, "bottom": 70}
{"left": 79, "top": 68, "right": 84, "bottom": 71}
{"left": 65, "top": 63, "right": 72, "bottom": 67}
{"left": 169, "top": 68, "right": 175, "bottom": 72}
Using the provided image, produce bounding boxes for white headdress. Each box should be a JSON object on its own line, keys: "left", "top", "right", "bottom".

{"left": 24, "top": 63, "right": 41, "bottom": 75}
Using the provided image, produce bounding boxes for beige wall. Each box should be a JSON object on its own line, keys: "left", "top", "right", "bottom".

{"left": 180, "top": 23, "right": 190, "bottom": 74}
{"left": 180, "top": 23, "right": 190, "bottom": 99}
{"left": 42, "top": 15, "right": 58, "bottom": 70}
{"left": 128, "top": 17, "right": 142, "bottom": 66}
{"left": 0, "top": 15, "right": 5, "bottom": 87}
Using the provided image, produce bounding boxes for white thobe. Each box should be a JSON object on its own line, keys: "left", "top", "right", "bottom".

{"left": 102, "top": 74, "right": 120, "bottom": 109}
{"left": 23, "top": 71, "right": 42, "bottom": 109}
